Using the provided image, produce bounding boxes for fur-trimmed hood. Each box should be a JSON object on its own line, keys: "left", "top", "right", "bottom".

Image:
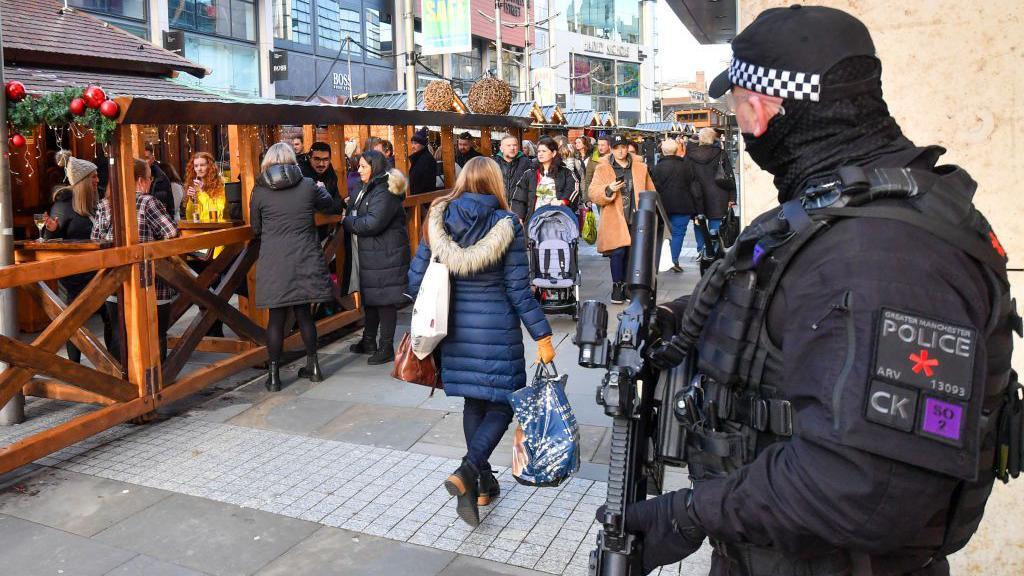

{"left": 428, "top": 195, "right": 515, "bottom": 277}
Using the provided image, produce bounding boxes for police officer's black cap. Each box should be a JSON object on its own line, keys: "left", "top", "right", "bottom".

{"left": 708, "top": 5, "right": 877, "bottom": 102}
{"left": 610, "top": 134, "right": 628, "bottom": 148}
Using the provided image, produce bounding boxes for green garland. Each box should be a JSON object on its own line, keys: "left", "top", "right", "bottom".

{"left": 7, "top": 87, "right": 117, "bottom": 144}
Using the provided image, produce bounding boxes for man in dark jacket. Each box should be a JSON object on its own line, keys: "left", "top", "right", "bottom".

{"left": 630, "top": 7, "right": 1018, "bottom": 576}
{"left": 143, "top": 142, "right": 176, "bottom": 218}
{"left": 299, "top": 141, "right": 346, "bottom": 214}
{"left": 685, "top": 127, "right": 735, "bottom": 253}
{"left": 650, "top": 138, "right": 699, "bottom": 272}
{"left": 455, "top": 131, "right": 483, "bottom": 168}
{"left": 494, "top": 135, "right": 532, "bottom": 219}
{"left": 408, "top": 128, "right": 437, "bottom": 195}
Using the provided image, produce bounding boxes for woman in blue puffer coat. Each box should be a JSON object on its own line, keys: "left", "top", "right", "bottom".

{"left": 408, "top": 157, "right": 555, "bottom": 527}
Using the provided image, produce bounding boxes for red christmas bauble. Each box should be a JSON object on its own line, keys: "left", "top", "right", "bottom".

{"left": 10, "top": 134, "right": 25, "bottom": 149}
{"left": 69, "top": 98, "right": 86, "bottom": 116}
{"left": 83, "top": 86, "right": 106, "bottom": 108}
{"left": 99, "top": 99, "right": 119, "bottom": 119}
{"left": 5, "top": 81, "right": 26, "bottom": 102}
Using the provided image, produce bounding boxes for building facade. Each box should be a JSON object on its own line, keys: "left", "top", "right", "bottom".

{"left": 533, "top": 0, "right": 656, "bottom": 126}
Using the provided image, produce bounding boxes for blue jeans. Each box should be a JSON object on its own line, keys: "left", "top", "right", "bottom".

{"left": 463, "top": 397, "right": 514, "bottom": 473}
{"left": 608, "top": 246, "right": 629, "bottom": 283}
{"left": 696, "top": 218, "right": 722, "bottom": 253}
{"left": 668, "top": 214, "right": 692, "bottom": 265}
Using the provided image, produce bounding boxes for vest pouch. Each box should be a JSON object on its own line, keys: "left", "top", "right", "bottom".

{"left": 995, "top": 375, "right": 1023, "bottom": 482}
{"left": 697, "top": 271, "right": 758, "bottom": 386}
{"left": 685, "top": 425, "right": 750, "bottom": 480}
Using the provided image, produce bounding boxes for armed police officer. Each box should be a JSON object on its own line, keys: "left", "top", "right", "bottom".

{"left": 623, "top": 6, "right": 1022, "bottom": 575}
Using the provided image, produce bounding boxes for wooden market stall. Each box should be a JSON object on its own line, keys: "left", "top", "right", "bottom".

{"left": 0, "top": 1, "right": 531, "bottom": 476}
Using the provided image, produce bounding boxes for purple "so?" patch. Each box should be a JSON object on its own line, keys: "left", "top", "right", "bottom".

{"left": 921, "top": 397, "right": 963, "bottom": 442}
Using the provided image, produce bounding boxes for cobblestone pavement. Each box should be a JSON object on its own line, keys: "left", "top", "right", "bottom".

{"left": 0, "top": 241, "right": 714, "bottom": 576}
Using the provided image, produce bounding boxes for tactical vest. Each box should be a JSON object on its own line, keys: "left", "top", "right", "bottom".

{"left": 670, "top": 165, "right": 1023, "bottom": 574}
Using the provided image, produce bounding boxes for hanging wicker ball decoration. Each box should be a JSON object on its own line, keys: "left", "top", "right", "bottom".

{"left": 468, "top": 77, "right": 513, "bottom": 115}
{"left": 423, "top": 80, "right": 456, "bottom": 112}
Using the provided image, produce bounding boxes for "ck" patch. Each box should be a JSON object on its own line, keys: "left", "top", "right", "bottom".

{"left": 865, "top": 380, "right": 918, "bottom": 432}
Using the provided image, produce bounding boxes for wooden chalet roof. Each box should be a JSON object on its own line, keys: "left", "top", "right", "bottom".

{"left": 6, "top": 67, "right": 227, "bottom": 101}
{"left": 1, "top": 0, "right": 207, "bottom": 79}
{"left": 348, "top": 90, "right": 469, "bottom": 113}
{"left": 563, "top": 110, "right": 598, "bottom": 128}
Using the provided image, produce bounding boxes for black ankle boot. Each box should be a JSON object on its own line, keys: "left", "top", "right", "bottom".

{"left": 297, "top": 354, "right": 324, "bottom": 382}
{"left": 444, "top": 460, "right": 480, "bottom": 527}
{"left": 349, "top": 335, "right": 377, "bottom": 355}
{"left": 265, "top": 361, "right": 282, "bottom": 392}
{"left": 610, "top": 282, "right": 624, "bottom": 304}
{"left": 367, "top": 339, "right": 394, "bottom": 365}
{"left": 477, "top": 470, "right": 501, "bottom": 506}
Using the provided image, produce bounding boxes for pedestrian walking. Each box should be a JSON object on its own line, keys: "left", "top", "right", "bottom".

{"left": 408, "top": 156, "right": 554, "bottom": 527}
{"left": 249, "top": 142, "right": 336, "bottom": 392}
{"left": 686, "top": 127, "right": 736, "bottom": 250}
{"left": 516, "top": 137, "right": 579, "bottom": 223}
{"left": 588, "top": 133, "right": 655, "bottom": 304}
{"left": 650, "top": 139, "right": 700, "bottom": 272}
{"left": 494, "top": 135, "right": 532, "bottom": 211}
{"left": 45, "top": 151, "right": 110, "bottom": 364}
{"left": 521, "top": 139, "right": 537, "bottom": 158}
{"left": 92, "top": 158, "right": 178, "bottom": 362}
{"left": 344, "top": 151, "right": 411, "bottom": 365}
{"left": 555, "top": 135, "right": 584, "bottom": 201}
{"left": 586, "top": 135, "right": 612, "bottom": 199}
{"left": 408, "top": 128, "right": 437, "bottom": 195}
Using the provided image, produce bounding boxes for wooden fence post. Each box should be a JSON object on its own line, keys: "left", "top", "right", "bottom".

{"left": 440, "top": 126, "right": 455, "bottom": 190}
{"left": 480, "top": 128, "right": 492, "bottom": 157}
{"left": 393, "top": 125, "right": 410, "bottom": 174}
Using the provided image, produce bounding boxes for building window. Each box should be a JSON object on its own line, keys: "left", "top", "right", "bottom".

{"left": 572, "top": 55, "right": 590, "bottom": 95}
{"left": 366, "top": 8, "right": 393, "bottom": 59}
{"left": 618, "top": 111, "right": 639, "bottom": 127}
{"left": 453, "top": 53, "right": 481, "bottom": 83}
{"left": 564, "top": 0, "right": 641, "bottom": 44}
{"left": 317, "top": 2, "right": 361, "bottom": 55}
{"left": 169, "top": 0, "right": 255, "bottom": 42}
{"left": 71, "top": 0, "right": 145, "bottom": 20}
{"left": 179, "top": 33, "right": 259, "bottom": 97}
{"left": 274, "top": 0, "right": 312, "bottom": 44}
{"left": 616, "top": 62, "right": 639, "bottom": 98}
{"left": 573, "top": 54, "right": 614, "bottom": 97}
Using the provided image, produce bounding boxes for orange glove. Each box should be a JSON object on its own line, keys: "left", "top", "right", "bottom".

{"left": 536, "top": 335, "right": 555, "bottom": 365}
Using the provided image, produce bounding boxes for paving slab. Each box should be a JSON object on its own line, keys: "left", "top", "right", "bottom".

{"left": 93, "top": 493, "right": 320, "bottom": 576}
{"left": 104, "top": 554, "right": 207, "bottom": 576}
{"left": 313, "top": 403, "right": 446, "bottom": 449}
{"left": 301, "top": 370, "right": 436, "bottom": 407}
{"left": 0, "top": 468, "right": 171, "bottom": 537}
{"left": 227, "top": 396, "right": 355, "bottom": 436}
{"left": 255, "top": 526, "right": 456, "bottom": 576}
{"left": 0, "top": 513, "right": 136, "bottom": 576}
{"left": 440, "top": 554, "right": 552, "bottom": 576}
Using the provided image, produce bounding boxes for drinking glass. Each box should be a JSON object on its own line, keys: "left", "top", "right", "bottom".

{"left": 33, "top": 213, "right": 46, "bottom": 242}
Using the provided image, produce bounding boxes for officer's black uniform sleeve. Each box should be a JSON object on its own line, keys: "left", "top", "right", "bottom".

{"left": 689, "top": 218, "right": 992, "bottom": 555}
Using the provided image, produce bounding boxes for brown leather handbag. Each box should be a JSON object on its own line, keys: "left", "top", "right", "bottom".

{"left": 391, "top": 333, "right": 440, "bottom": 394}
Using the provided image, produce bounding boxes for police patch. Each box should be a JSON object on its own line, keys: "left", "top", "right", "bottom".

{"left": 873, "top": 308, "right": 976, "bottom": 401}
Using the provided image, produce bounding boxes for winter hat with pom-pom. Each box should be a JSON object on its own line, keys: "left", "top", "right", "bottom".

{"left": 411, "top": 127, "right": 429, "bottom": 147}
{"left": 56, "top": 150, "right": 98, "bottom": 187}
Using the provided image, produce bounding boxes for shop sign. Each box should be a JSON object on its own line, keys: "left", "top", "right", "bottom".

{"left": 421, "top": 0, "right": 473, "bottom": 55}
{"left": 332, "top": 72, "right": 351, "bottom": 93}
{"left": 582, "top": 39, "right": 634, "bottom": 60}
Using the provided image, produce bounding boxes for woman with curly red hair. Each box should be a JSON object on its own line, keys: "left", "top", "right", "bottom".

{"left": 183, "top": 151, "right": 226, "bottom": 222}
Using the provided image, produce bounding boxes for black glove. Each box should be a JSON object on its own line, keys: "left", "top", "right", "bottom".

{"left": 629, "top": 490, "right": 706, "bottom": 574}
{"left": 653, "top": 306, "right": 678, "bottom": 343}
{"left": 648, "top": 334, "right": 688, "bottom": 371}
{"left": 596, "top": 490, "right": 705, "bottom": 575}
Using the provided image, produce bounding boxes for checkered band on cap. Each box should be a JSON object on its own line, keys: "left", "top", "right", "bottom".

{"left": 728, "top": 59, "right": 822, "bottom": 102}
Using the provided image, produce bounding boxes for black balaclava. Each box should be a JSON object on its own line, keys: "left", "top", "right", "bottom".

{"left": 742, "top": 56, "right": 916, "bottom": 202}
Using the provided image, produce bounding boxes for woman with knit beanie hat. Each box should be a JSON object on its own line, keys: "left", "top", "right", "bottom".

{"left": 408, "top": 127, "right": 437, "bottom": 195}
{"left": 46, "top": 151, "right": 109, "bottom": 364}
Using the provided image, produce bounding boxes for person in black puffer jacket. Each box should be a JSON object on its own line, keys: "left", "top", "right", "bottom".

{"left": 250, "top": 142, "right": 337, "bottom": 391}
{"left": 686, "top": 128, "right": 736, "bottom": 250}
{"left": 408, "top": 128, "right": 438, "bottom": 195}
{"left": 46, "top": 151, "right": 111, "bottom": 364}
{"left": 494, "top": 135, "right": 533, "bottom": 217}
{"left": 651, "top": 138, "right": 701, "bottom": 271}
{"left": 517, "top": 137, "right": 580, "bottom": 223}
{"left": 344, "top": 150, "right": 411, "bottom": 365}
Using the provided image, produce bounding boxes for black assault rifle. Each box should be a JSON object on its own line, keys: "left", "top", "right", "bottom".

{"left": 576, "top": 191, "right": 686, "bottom": 576}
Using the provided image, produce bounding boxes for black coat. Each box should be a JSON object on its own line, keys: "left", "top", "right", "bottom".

{"left": 44, "top": 189, "right": 96, "bottom": 296}
{"left": 518, "top": 162, "right": 579, "bottom": 223}
{"left": 343, "top": 173, "right": 410, "bottom": 307}
{"left": 651, "top": 155, "right": 701, "bottom": 216}
{"left": 299, "top": 160, "right": 346, "bottom": 214}
{"left": 495, "top": 153, "right": 533, "bottom": 216}
{"left": 148, "top": 162, "right": 176, "bottom": 219}
{"left": 686, "top": 145, "right": 735, "bottom": 219}
{"left": 408, "top": 148, "right": 437, "bottom": 195}
{"left": 250, "top": 164, "right": 335, "bottom": 308}
{"left": 455, "top": 147, "right": 483, "bottom": 167}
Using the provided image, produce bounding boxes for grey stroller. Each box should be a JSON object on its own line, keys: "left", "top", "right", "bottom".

{"left": 527, "top": 205, "right": 581, "bottom": 319}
